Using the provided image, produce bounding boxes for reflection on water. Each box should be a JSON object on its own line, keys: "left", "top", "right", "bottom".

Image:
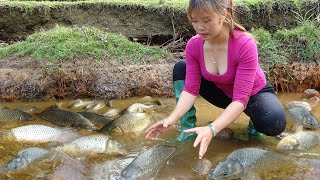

{"left": 0, "top": 93, "right": 319, "bottom": 179}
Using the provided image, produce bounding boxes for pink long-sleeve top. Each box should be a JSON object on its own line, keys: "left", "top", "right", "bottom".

{"left": 184, "top": 30, "right": 266, "bottom": 108}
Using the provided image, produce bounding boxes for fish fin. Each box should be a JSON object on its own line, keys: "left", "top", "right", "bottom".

{"left": 0, "top": 130, "right": 13, "bottom": 140}
{"left": 53, "top": 129, "right": 81, "bottom": 144}
{"left": 292, "top": 123, "right": 302, "bottom": 132}
{"left": 242, "top": 171, "right": 261, "bottom": 180}
{"left": 295, "top": 125, "right": 304, "bottom": 132}
{"left": 113, "top": 127, "right": 123, "bottom": 135}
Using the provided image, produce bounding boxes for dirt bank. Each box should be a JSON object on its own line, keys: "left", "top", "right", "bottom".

{"left": 0, "top": 58, "right": 319, "bottom": 102}
{"left": 1, "top": 1, "right": 319, "bottom": 41}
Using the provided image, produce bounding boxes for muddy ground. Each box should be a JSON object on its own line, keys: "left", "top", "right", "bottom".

{"left": 0, "top": 57, "right": 319, "bottom": 102}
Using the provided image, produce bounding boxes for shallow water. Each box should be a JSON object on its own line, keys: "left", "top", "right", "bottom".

{"left": 0, "top": 92, "right": 319, "bottom": 179}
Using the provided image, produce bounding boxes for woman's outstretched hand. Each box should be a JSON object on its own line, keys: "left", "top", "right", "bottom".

{"left": 184, "top": 126, "right": 214, "bottom": 159}
{"left": 145, "top": 118, "right": 175, "bottom": 140}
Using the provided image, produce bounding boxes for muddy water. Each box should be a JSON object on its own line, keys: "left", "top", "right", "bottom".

{"left": 0, "top": 93, "right": 319, "bottom": 179}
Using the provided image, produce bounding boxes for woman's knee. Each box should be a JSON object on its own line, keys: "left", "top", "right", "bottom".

{"left": 254, "top": 109, "right": 286, "bottom": 136}
{"left": 173, "top": 61, "right": 186, "bottom": 81}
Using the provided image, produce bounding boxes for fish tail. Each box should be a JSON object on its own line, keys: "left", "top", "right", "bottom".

{"left": 0, "top": 130, "right": 12, "bottom": 140}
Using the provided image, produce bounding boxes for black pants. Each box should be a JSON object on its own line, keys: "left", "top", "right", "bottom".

{"left": 173, "top": 61, "right": 286, "bottom": 136}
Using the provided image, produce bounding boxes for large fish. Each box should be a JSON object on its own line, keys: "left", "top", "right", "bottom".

{"left": 286, "top": 101, "right": 312, "bottom": 111}
{"left": 277, "top": 131, "right": 320, "bottom": 151}
{"left": 287, "top": 107, "right": 319, "bottom": 130}
{"left": 1, "top": 125, "right": 66, "bottom": 143}
{"left": 54, "top": 134, "right": 126, "bottom": 156}
{"left": 99, "top": 112, "right": 152, "bottom": 135}
{"left": 0, "top": 109, "right": 33, "bottom": 121}
{"left": 3, "top": 147, "right": 49, "bottom": 171}
{"left": 121, "top": 143, "right": 177, "bottom": 180}
{"left": 208, "top": 147, "right": 320, "bottom": 179}
{"left": 36, "top": 109, "right": 96, "bottom": 130}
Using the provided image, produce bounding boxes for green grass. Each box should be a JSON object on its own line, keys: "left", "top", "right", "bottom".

{"left": 274, "top": 21, "right": 320, "bottom": 63}
{"left": 0, "top": 0, "right": 188, "bottom": 11}
{"left": 0, "top": 26, "right": 169, "bottom": 63}
{"left": 251, "top": 29, "right": 287, "bottom": 69}
{"left": 251, "top": 20, "right": 320, "bottom": 66}
{"left": 0, "top": 0, "right": 314, "bottom": 12}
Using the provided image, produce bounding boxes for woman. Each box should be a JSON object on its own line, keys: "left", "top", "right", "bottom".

{"left": 145, "top": 0, "right": 286, "bottom": 159}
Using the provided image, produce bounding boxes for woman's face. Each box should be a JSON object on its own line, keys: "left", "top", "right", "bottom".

{"left": 190, "top": 9, "right": 225, "bottom": 41}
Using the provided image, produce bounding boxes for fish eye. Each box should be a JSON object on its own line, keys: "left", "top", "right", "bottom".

{"left": 223, "top": 172, "right": 228, "bottom": 176}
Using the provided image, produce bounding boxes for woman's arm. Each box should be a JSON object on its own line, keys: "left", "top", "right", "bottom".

{"left": 165, "top": 91, "right": 198, "bottom": 125}
{"left": 184, "top": 101, "right": 244, "bottom": 159}
{"left": 145, "top": 91, "right": 197, "bottom": 139}
{"left": 210, "top": 101, "right": 244, "bottom": 133}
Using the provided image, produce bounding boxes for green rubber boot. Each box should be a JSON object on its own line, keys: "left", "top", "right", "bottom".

{"left": 170, "top": 80, "right": 197, "bottom": 143}
{"left": 247, "top": 121, "right": 264, "bottom": 139}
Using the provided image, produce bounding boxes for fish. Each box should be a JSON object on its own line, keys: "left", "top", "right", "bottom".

{"left": 122, "top": 103, "right": 153, "bottom": 114}
{"left": 1, "top": 125, "right": 67, "bottom": 143}
{"left": 286, "top": 101, "right": 312, "bottom": 111}
{"left": 138, "top": 96, "right": 164, "bottom": 106}
{"left": 121, "top": 143, "right": 177, "bottom": 179}
{"left": 67, "top": 99, "right": 94, "bottom": 109}
{"left": 77, "top": 111, "right": 113, "bottom": 126}
{"left": 16, "top": 105, "right": 41, "bottom": 114}
{"left": 102, "top": 108, "right": 121, "bottom": 119}
{"left": 99, "top": 112, "right": 152, "bottom": 135}
{"left": 84, "top": 101, "right": 106, "bottom": 112}
{"left": 36, "top": 109, "right": 96, "bottom": 130}
{"left": 3, "top": 147, "right": 49, "bottom": 172}
{"left": 287, "top": 107, "right": 319, "bottom": 130}
{"left": 54, "top": 134, "right": 125, "bottom": 156}
{"left": 0, "top": 109, "right": 33, "bottom": 121}
{"left": 208, "top": 147, "right": 320, "bottom": 180}
{"left": 277, "top": 131, "right": 320, "bottom": 151}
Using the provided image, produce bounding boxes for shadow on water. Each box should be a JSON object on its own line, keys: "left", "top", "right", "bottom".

{"left": 0, "top": 93, "right": 319, "bottom": 179}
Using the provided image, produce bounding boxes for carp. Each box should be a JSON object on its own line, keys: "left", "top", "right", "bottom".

{"left": 99, "top": 112, "right": 152, "bottom": 135}
{"left": 121, "top": 143, "right": 177, "bottom": 179}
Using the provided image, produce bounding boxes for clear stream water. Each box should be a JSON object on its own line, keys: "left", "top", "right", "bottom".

{"left": 0, "top": 93, "right": 319, "bottom": 180}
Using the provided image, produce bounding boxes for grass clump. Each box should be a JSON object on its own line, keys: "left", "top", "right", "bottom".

{"left": 274, "top": 21, "right": 320, "bottom": 63}
{"left": 251, "top": 28, "right": 287, "bottom": 69}
{"left": 0, "top": 25, "right": 169, "bottom": 63}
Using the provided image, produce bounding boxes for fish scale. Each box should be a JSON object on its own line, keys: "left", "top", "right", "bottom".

{"left": 296, "top": 132, "right": 320, "bottom": 150}
{"left": 10, "top": 125, "right": 64, "bottom": 142}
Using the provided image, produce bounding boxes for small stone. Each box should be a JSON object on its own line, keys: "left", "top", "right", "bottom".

{"left": 192, "top": 158, "right": 213, "bottom": 175}
{"left": 215, "top": 128, "right": 233, "bottom": 140}
{"left": 303, "top": 89, "right": 319, "bottom": 99}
